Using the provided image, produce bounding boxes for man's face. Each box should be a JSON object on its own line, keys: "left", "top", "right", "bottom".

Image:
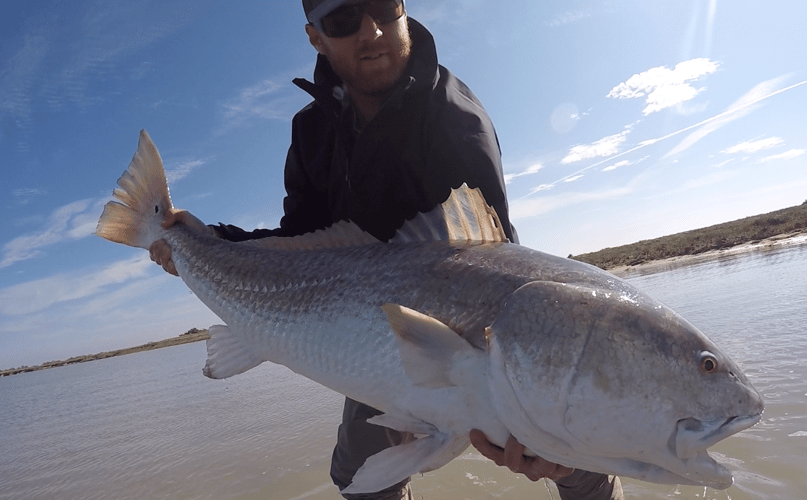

{"left": 307, "top": 2, "right": 412, "bottom": 98}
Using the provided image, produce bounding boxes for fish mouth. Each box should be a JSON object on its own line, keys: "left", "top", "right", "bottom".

{"left": 665, "top": 412, "right": 763, "bottom": 488}
{"left": 674, "top": 413, "right": 762, "bottom": 460}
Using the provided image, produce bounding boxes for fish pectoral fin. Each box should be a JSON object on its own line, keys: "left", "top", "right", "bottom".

{"left": 202, "top": 325, "right": 263, "bottom": 379}
{"left": 382, "top": 303, "right": 479, "bottom": 389}
{"left": 341, "top": 432, "right": 470, "bottom": 495}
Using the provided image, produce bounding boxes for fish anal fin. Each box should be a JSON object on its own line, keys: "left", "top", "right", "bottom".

{"left": 202, "top": 325, "right": 263, "bottom": 379}
{"left": 382, "top": 304, "right": 479, "bottom": 389}
{"left": 341, "top": 432, "right": 470, "bottom": 495}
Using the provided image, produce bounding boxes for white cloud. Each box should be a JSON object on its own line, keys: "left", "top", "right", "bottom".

{"left": 504, "top": 163, "right": 543, "bottom": 184}
{"left": 562, "top": 130, "right": 629, "bottom": 164}
{"left": 220, "top": 67, "right": 312, "bottom": 132}
{"left": 166, "top": 159, "right": 207, "bottom": 184}
{"left": 529, "top": 184, "right": 554, "bottom": 194}
{"left": 0, "top": 29, "right": 49, "bottom": 139}
{"left": 608, "top": 58, "right": 719, "bottom": 115}
{"left": 723, "top": 137, "right": 784, "bottom": 154}
{"left": 603, "top": 160, "right": 631, "bottom": 172}
{"left": 0, "top": 198, "right": 107, "bottom": 269}
{"left": 662, "top": 76, "right": 807, "bottom": 159}
{"left": 564, "top": 175, "right": 584, "bottom": 183}
{"left": 546, "top": 9, "right": 593, "bottom": 27}
{"left": 11, "top": 188, "right": 47, "bottom": 206}
{"left": 0, "top": 2, "right": 194, "bottom": 153}
{"left": 511, "top": 185, "right": 634, "bottom": 220}
{"left": 758, "top": 149, "right": 805, "bottom": 163}
{"left": 0, "top": 254, "right": 153, "bottom": 316}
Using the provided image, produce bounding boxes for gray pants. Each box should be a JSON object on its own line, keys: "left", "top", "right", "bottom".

{"left": 330, "top": 398, "right": 624, "bottom": 500}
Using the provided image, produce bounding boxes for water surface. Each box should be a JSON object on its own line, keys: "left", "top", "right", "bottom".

{"left": 2, "top": 243, "right": 805, "bottom": 499}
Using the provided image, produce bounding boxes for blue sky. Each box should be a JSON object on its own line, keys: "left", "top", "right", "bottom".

{"left": 2, "top": 0, "right": 806, "bottom": 368}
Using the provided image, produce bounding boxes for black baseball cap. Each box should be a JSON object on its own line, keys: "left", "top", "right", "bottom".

{"left": 304, "top": 0, "right": 406, "bottom": 38}
{"left": 303, "top": 0, "right": 349, "bottom": 23}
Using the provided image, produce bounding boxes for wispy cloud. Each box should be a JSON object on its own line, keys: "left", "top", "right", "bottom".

{"left": 219, "top": 67, "right": 312, "bottom": 133}
{"left": 11, "top": 188, "right": 47, "bottom": 206}
{"left": 602, "top": 160, "right": 631, "bottom": 172}
{"left": 0, "top": 2, "right": 193, "bottom": 150}
{"left": 166, "top": 158, "right": 207, "bottom": 184}
{"left": 546, "top": 9, "right": 593, "bottom": 27}
{"left": 561, "top": 130, "right": 630, "bottom": 164}
{"left": 511, "top": 184, "right": 635, "bottom": 220}
{"left": 525, "top": 77, "right": 806, "bottom": 195}
{"left": 0, "top": 254, "right": 153, "bottom": 316}
{"left": 608, "top": 58, "right": 719, "bottom": 115}
{"left": 0, "top": 26, "right": 50, "bottom": 150}
{"left": 0, "top": 198, "right": 106, "bottom": 269}
{"left": 663, "top": 76, "right": 807, "bottom": 159}
{"left": 504, "top": 163, "right": 543, "bottom": 184}
{"left": 723, "top": 137, "right": 783, "bottom": 154}
{"left": 758, "top": 149, "right": 805, "bottom": 163}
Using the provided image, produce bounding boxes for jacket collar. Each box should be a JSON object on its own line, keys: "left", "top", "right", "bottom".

{"left": 293, "top": 18, "right": 440, "bottom": 116}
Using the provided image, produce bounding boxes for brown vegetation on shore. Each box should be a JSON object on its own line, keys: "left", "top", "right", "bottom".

{"left": 1, "top": 328, "right": 210, "bottom": 377}
{"left": 570, "top": 202, "right": 807, "bottom": 270}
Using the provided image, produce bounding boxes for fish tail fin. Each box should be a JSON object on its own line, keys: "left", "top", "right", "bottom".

{"left": 95, "top": 130, "right": 173, "bottom": 249}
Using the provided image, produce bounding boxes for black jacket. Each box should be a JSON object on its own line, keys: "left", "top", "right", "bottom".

{"left": 216, "top": 19, "right": 516, "bottom": 243}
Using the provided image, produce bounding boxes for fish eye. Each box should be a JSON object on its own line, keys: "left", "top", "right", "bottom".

{"left": 699, "top": 351, "right": 718, "bottom": 373}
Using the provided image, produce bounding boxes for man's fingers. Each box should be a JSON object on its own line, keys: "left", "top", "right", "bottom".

{"left": 503, "top": 434, "right": 527, "bottom": 471}
{"left": 149, "top": 239, "right": 179, "bottom": 276}
{"left": 522, "top": 457, "right": 575, "bottom": 482}
{"left": 469, "top": 430, "right": 575, "bottom": 482}
{"left": 469, "top": 429, "right": 506, "bottom": 466}
{"left": 163, "top": 259, "right": 178, "bottom": 276}
{"left": 160, "top": 209, "right": 180, "bottom": 229}
{"left": 170, "top": 209, "right": 209, "bottom": 233}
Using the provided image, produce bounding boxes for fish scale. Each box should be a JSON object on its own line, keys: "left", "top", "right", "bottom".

{"left": 96, "top": 130, "right": 763, "bottom": 494}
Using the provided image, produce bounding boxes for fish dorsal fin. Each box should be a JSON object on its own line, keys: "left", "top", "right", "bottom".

{"left": 391, "top": 184, "right": 507, "bottom": 244}
{"left": 244, "top": 183, "right": 506, "bottom": 251}
{"left": 244, "top": 220, "right": 380, "bottom": 251}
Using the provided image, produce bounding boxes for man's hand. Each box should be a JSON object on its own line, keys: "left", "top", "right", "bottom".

{"left": 469, "top": 429, "right": 574, "bottom": 482}
{"left": 148, "top": 209, "right": 210, "bottom": 277}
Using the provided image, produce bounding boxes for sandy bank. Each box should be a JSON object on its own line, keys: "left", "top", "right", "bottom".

{"left": 1, "top": 329, "right": 210, "bottom": 377}
{"left": 608, "top": 230, "right": 807, "bottom": 277}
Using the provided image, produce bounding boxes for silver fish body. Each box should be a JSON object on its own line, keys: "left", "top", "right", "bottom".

{"left": 96, "top": 131, "right": 763, "bottom": 494}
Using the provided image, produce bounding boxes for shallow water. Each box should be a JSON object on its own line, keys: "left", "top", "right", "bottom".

{"left": 1, "top": 243, "right": 805, "bottom": 499}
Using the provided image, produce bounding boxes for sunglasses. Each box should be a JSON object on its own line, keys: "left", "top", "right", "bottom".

{"left": 314, "top": 0, "right": 405, "bottom": 38}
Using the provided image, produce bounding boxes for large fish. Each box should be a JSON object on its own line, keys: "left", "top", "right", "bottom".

{"left": 96, "top": 130, "right": 763, "bottom": 494}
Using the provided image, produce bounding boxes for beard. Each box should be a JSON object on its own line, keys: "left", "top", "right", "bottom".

{"left": 327, "top": 18, "right": 413, "bottom": 98}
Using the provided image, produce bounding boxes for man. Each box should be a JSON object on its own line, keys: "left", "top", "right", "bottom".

{"left": 150, "top": 1, "right": 623, "bottom": 498}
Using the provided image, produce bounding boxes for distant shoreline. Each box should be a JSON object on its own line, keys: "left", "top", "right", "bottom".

{"left": 1, "top": 329, "right": 210, "bottom": 377}
{"left": 607, "top": 230, "right": 807, "bottom": 277}
{"left": 570, "top": 202, "right": 807, "bottom": 272}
